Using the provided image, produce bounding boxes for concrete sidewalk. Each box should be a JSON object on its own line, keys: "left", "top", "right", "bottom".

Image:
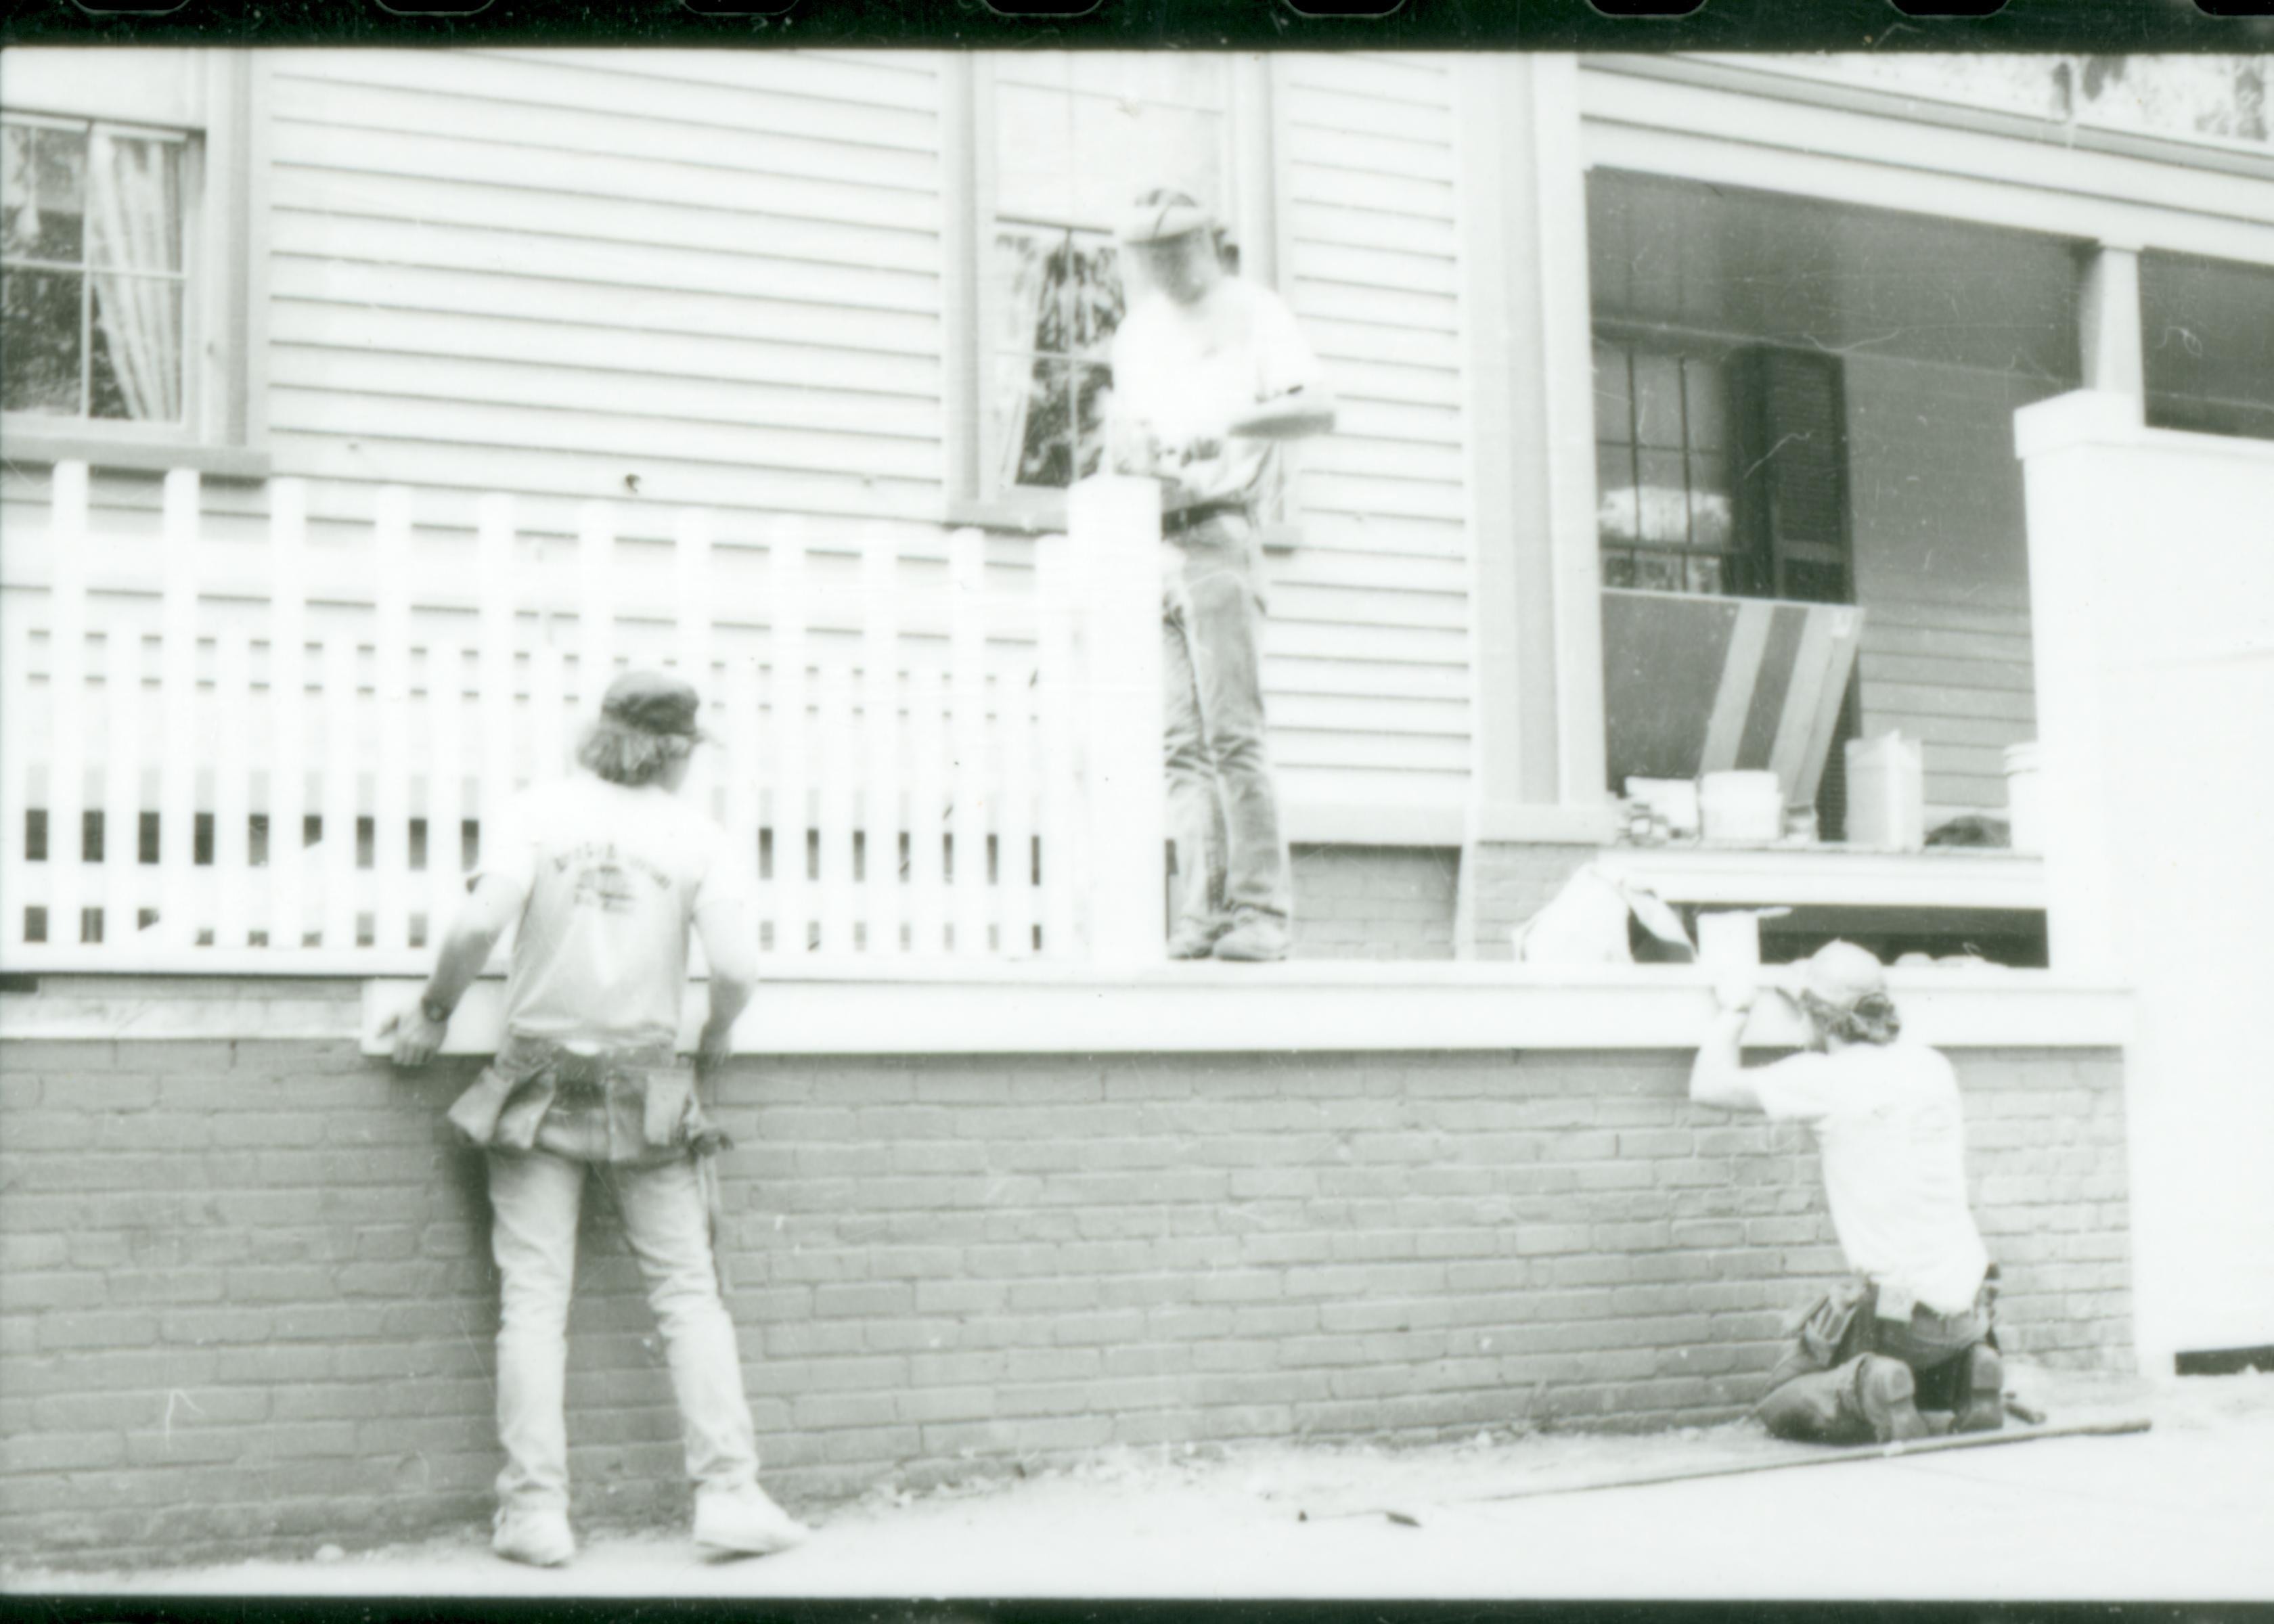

{"left": 9, "top": 1368, "right": 2271, "bottom": 1602}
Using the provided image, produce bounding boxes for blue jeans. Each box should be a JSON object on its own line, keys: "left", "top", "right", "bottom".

{"left": 1162, "top": 514, "right": 1291, "bottom": 934}
{"left": 486, "top": 1144, "right": 760, "bottom": 1512}
{"left": 1756, "top": 1278, "right": 1996, "bottom": 1443}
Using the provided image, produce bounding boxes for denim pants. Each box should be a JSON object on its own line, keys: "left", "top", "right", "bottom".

{"left": 1161, "top": 514, "right": 1291, "bottom": 932}
{"left": 486, "top": 1144, "right": 760, "bottom": 1512}
{"left": 1756, "top": 1278, "right": 1997, "bottom": 1444}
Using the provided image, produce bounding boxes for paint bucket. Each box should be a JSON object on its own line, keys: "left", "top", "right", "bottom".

{"left": 1699, "top": 771, "right": 1783, "bottom": 844}
{"left": 1846, "top": 732, "right": 1926, "bottom": 851}
{"left": 1695, "top": 910, "right": 1762, "bottom": 971}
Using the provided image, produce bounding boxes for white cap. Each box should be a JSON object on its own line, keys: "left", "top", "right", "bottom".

{"left": 1799, "top": 940, "right": 1888, "bottom": 1011}
{"left": 1119, "top": 187, "right": 1214, "bottom": 245}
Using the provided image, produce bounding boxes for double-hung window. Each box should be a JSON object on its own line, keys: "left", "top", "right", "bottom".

{"left": 948, "top": 53, "right": 1245, "bottom": 528}
{"left": 1, "top": 49, "right": 265, "bottom": 478}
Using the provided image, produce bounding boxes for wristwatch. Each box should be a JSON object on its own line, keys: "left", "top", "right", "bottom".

{"left": 420, "top": 994, "right": 455, "bottom": 1027}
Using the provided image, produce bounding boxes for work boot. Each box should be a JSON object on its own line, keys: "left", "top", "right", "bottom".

{"left": 1167, "top": 919, "right": 1230, "bottom": 960}
{"left": 1852, "top": 1356, "right": 1931, "bottom": 1444}
{"left": 1211, "top": 908, "right": 1290, "bottom": 962}
{"left": 694, "top": 1484, "right": 811, "bottom": 1560}
{"left": 493, "top": 1506, "right": 576, "bottom": 1568}
{"left": 1955, "top": 1344, "right": 2005, "bottom": 1434}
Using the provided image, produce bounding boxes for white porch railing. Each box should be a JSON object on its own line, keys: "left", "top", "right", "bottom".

{"left": 0, "top": 465, "right": 1165, "bottom": 976}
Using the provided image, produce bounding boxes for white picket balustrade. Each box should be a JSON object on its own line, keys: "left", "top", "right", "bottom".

{"left": 0, "top": 464, "right": 1165, "bottom": 975}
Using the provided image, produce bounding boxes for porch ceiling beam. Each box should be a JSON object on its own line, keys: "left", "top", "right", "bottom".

{"left": 1580, "top": 76, "right": 2274, "bottom": 269}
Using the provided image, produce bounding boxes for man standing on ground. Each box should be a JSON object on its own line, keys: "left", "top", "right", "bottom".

{"left": 1107, "top": 187, "right": 1335, "bottom": 963}
{"left": 1690, "top": 940, "right": 2005, "bottom": 1443}
{"left": 384, "top": 671, "right": 807, "bottom": 1566}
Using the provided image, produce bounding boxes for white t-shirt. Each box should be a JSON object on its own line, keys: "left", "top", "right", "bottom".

{"left": 1109, "top": 276, "right": 1324, "bottom": 512}
{"left": 1752, "top": 1040, "right": 1991, "bottom": 1317}
{"left": 478, "top": 775, "right": 753, "bottom": 1050}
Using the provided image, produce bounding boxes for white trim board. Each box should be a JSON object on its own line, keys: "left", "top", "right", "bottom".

{"left": 5, "top": 964, "right": 2131, "bottom": 1052}
{"left": 1579, "top": 67, "right": 2274, "bottom": 266}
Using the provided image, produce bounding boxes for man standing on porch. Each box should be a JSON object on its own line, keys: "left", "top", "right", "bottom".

{"left": 1690, "top": 941, "right": 2006, "bottom": 1444}
{"left": 382, "top": 670, "right": 806, "bottom": 1568}
{"left": 1107, "top": 186, "right": 1335, "bottom": 963}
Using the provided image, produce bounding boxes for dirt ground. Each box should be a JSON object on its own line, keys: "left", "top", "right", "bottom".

{"left": 8, "top": 1363, "right": 2272, "bottom": 1602}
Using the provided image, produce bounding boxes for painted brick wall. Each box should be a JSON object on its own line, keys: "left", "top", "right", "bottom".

{"left": 1290, "top": 846, "right": 1459, "bottom": 960}
{"left": 1462, "top": 841, "right": 1595, "bottom": 960}
{"left": 0, "top": 1036, "right": 2130, "bottom": 1568}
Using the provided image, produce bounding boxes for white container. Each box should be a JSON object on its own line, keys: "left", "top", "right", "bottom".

{"left": 1695, "top": 909, "right": 1762, "bottom": 971}
{"left": 1846, "top": 732, "right": 1925, "bottom": 851}
{"left": 2005, "top": 741, "right": 2043, "bottom": 854}
{"left": 1699, "top": 771, "right": 1783, "bottom": 844}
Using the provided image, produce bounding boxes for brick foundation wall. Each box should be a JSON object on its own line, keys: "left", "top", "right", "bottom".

{"left": 1462, "top": 841, "right": 1595, "bottom": 960}
{"left": 0, "top": 1035, "right": 2130, "bottom": 1568}
{"left": 1290, "top": 846, "right": 1459, "bottom": 960}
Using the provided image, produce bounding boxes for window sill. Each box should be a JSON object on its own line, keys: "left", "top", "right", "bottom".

{"left": 1, "top": 430, "right": 272, "bottom": 483}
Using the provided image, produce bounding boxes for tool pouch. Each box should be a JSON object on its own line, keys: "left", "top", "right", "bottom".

{"left": 444, "top": 1066, "right": 520, "bottom": 1148}
{"left": 1794, "top": 1280, "right": 1872, "bottom": 1368}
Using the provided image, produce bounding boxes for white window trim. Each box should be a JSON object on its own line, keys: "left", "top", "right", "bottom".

{"left": 1, "top": 51, "right": 269, "bottom": 482}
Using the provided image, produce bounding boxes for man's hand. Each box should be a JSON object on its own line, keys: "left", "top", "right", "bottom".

{"left": 1110, "top": 418, "right": 1165, "bottom": 478}
{"left": 695, "top": 1019, "right": 737, "bottom": 1079}
{"left": 381, "top": 1003, "right": 448, "bottom": 1069}
{"left": 1715, "top": 974, "right": 1760, "bottom": 1016}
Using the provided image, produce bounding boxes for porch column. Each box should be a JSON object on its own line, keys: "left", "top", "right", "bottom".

{"left": 2078, "top": 242, "right": 2146, "bottom": 409}
{"left": 1452, "top": 54, "right": 1616, "bottom": 956}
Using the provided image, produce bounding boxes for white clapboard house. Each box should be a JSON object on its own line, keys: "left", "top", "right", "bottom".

{"left": 2, "top": 49, "right": 2270, "bottom": 1371}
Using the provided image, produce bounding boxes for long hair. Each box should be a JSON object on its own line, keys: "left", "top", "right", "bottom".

{"left": 576, "top": 717, "right": 691, "bottom": 787}
{"left": 1802, "top": 989, "right": 1903, "bottom": 1047}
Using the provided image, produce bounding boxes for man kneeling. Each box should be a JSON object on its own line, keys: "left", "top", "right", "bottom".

{"left": 1691, "top": 941, "right": 2004, "bottom": 1444}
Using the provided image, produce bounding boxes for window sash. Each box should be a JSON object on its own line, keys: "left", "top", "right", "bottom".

{"left": 2, "top": 111, "right": 202, "bottom": 438}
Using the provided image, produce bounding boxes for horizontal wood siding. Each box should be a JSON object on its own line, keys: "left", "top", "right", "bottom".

{"left": 1844, "top": 355, "right": 2057, "bottom": 822}
{"left": 263, "top": 47, "right": 945, "bottom": 537}
{"left": 1273, "top": 53, "right": 1472, "bottom": 813}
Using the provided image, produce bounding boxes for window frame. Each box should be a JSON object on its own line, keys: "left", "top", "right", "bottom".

{"left": 1, "top": 50, "right": 268, "bottom": 482}
{"left": 941, "top": 54, "right": 1277, "bottom": 535}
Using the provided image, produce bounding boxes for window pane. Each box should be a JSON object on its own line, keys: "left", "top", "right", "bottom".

{"left": 1593, "top": 341, "right": 1632, "bottom": 446}
{"left": 1632, "top": 352, "right": 1685, "bottom": 447}
{"left": 1068, "top": 53, "right": 1228, "bottom": 108}
{"left": 1601, "top": 551, "right": 1638, "bottom": 589}
{"left": 85, "top": 133, "right": 183, "bottom": 273}
{"left": 1628, "top": 551, "right": 1685, "bottom": 592}
{"left": 1681, "top": 355, "right": 1728, "bottom": 452}
{"left": 1687, "top": 446, "right": 1735, "bottom": 550}
{"left": 1685, "top": 553, "right": 1727, "bottom": 595}
{"left": 2, "top": 122, "right": 89, "bottom": 264}
{"left": 1070, "top": 97, "right": 1223, "bottom": 233}
{"left": 1634, "top": 449, "right": 1691, "bottom": 545}
{"left": 1, "top": 265, "right": 83, "bottom": 413}
{"left": 1689, "top": 484, "right": 1735, "bottom": 552}
{"left": 89, "top": 272, "right": 182, "bottom": 421}
{"left": 1596, "top": 441, "right": 1641, "bottom": 545}
{"left": 994, "top": 84, "right": 1082, "bottom": 224}
{"left": 1004, "top": 356, "right": 1113, "bottom": 490}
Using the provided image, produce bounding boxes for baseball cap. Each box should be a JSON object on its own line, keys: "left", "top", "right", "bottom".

{"left": 600, "top": 669, "right": 713, "bottom": 742}
{"left": 1799, "top": 940, "right": 1888, "bottom": 1011}
{"left": 1119, "top": 187, "right": 1214, "bottom": 245}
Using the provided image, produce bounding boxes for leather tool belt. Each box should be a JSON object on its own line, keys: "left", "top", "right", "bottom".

{"left": 445, "top": 1033, "right": 732, "bottom": 1165}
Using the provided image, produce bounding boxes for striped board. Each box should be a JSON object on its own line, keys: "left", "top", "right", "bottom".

{"left": 1601, "top": 588, "right": 1865, "bottom": 809}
